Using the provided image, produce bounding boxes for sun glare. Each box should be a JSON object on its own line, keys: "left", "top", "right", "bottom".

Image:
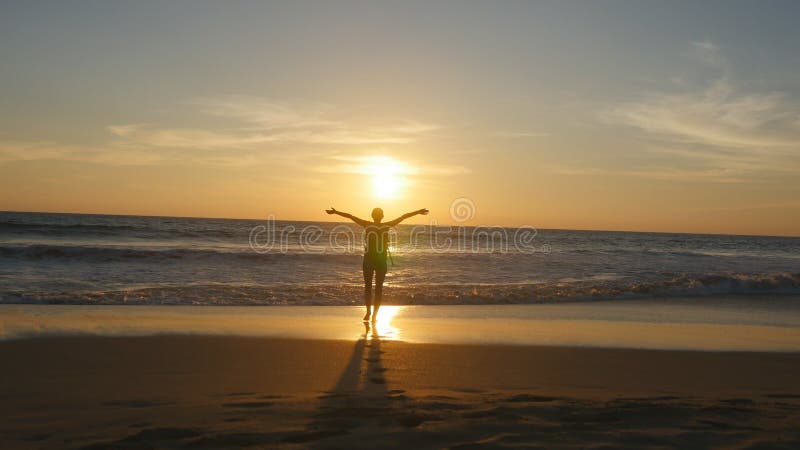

{"left": 372, "top": 305, "right": 402, "bottom": 338}
{"left": 363, "top": 156, "right": 411, "bottom": 199}
{"left": 373, "top": 172, "right": 401, "bottom": 198}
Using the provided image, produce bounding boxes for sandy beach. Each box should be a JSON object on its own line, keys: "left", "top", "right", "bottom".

{"left": 2, "top": 331, "right": 800, "bottom": 449}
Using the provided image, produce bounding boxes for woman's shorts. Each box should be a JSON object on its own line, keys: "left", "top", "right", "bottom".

{"left": 363, "top": 254, "right": 388, "bottom": 274}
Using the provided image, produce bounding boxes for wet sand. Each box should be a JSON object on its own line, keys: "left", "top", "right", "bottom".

{"left": 4, "top": 299, "right": 800, "bottom": 351}
{"left": 2, "top": 334, "right": 800, "bottom": 449}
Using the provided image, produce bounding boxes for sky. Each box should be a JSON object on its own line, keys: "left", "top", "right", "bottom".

{"left": 1, "top": 0, "right": 799, "bottom": 236}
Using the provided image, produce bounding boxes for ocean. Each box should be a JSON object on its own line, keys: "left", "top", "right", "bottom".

{"left": 1, "top": 211, "right": 799, "bottom": 306}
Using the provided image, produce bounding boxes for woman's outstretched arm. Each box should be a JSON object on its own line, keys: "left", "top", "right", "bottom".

{"left": 385, "top": 208, "right": 429, "bottom": 227}
{"left": 326, "top": 207, "right": 371, "bottom": 227}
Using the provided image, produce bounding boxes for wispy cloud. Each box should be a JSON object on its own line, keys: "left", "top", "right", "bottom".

{"left": 0, "top": 138, "right": 266, "bottom": 167}
{"left": 0, "top": 140, "right": 75, "bottom": 163}
{"left": 3, "top": 139, "right": 213, "bottom": 167}
{"left": 314, "top": 154, "right": 470, "bottom": 177}
{"left": 606, "top": 78, "right": 800, "bottom": 150}
{"left": 107, "top": 124, "right": 279, "bottom": 149}
{"left": 1, "top": 97, "right": 441, "bottom": 166}
{"left": 690, "top": 40, "right": 727, "bottom": 68}
{"left": 594, "top": 42, "right": 800, "bottom": 181}
{"left": 193, "top": 97, "right": 339, "bottom": 130}
{"left": 493, "top": 131, "right": 549, "bottom": 138}
{"left": 544, "top": 160, "right": 751, "bottom": 183}
{"left": 106, "top": 123, "right": 417, "bottom": 148}
{"left": 107, "top": 97, "right": 439, "bottom": 149}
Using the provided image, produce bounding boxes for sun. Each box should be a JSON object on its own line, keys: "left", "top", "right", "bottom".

{"left": 373, "top": 171, "right": 402, "bottom": 198}
{"left": 364, "top": 156, "right": 410, "bottom": 199}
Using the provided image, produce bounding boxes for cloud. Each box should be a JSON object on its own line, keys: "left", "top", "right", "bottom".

{"left": 375, "top": 120, "right": 440, "bottom": 134}
{"left": 107, "top": 124, "right": 279, "bottom": 149}
{"left": 691, "top": 40, "right": 719, "bottom": 53}
{"left": 193, "top": 97, "right": 339, "bottom": 130}
{"left": 690, "top": 40, "right": 726, "bottom": 67}
{"left": 0, "top": 140, "right": 170, "bottom": 165}
{"left": 1, "top": 97, "right": 441, "bottom": 167}
{"left": 493, "top": 131, "right": 549, "bottom": 138}
{"left": 106, "top": 123, "right": 416, "bottom": 149}
{"left": 593, "top": 42, "right": 800, "bottom": 181}
{"left": 0, "top": 140, "right": 73, "bottom": 163}
{"left": 606, "top": 78, "right": 800, "bottom": 150}
{"left": 104, "top": 97, "right": 440, "bottom": 149}
{"left": 314, "top": 154, "right": 470, "bottom": 177}
{"left": 544, "top": 160, "right": 751, "bottom": 183}
{"left": 0, "top": 139, "right": 266, "bottom": 167}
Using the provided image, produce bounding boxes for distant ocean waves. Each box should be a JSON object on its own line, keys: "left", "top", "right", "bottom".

{"left": 0, "top": 243, "right": 357, "bottom": 263}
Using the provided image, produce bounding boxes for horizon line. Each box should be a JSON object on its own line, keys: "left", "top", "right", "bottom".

{"left": 2, "top": 209, "right": 798, "bottom": 239}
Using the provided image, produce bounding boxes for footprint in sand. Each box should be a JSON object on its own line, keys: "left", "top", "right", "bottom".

{"left": 222, "top": 401, "right": 275, "bottom": 408}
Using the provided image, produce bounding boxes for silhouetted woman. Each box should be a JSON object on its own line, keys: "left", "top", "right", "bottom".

{"left": 326, "top": 207, "right": 429, "bottom": 321}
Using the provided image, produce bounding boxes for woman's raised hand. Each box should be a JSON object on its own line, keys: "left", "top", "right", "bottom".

{"left": 326, "top": 207, "right": 338, "bottom": 215}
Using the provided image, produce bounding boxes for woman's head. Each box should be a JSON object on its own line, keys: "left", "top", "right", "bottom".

{"left": 371, "top": 207, "right": 384, "bottom": 223}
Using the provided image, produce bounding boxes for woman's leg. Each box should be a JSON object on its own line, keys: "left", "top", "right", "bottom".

{"left": 373, "top": 268, "right": 386, "bottom": 321}
{"left": 363, "top": 259, "right": 374, "bottom": 321}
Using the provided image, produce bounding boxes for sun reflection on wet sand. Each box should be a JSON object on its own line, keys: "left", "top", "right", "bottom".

{"left": 4, "top": 303, "right": 800, "bottom": 351}
{"left": 371, "top": 306, "right": 402, "bottom": 339}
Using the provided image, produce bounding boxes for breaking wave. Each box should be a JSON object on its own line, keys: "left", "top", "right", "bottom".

{"left": 3, "top": 272, "right": 799, "bottom": 306}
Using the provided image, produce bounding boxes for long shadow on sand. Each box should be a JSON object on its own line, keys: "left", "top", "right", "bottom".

{"left": 73, "top": 326, "right": 800, "bottom": 449}
{"left": 285, "top": 322, "right": 429, "bottom": 447}
{"left": 75, "top": 324, "right": 413, "bottom": 450}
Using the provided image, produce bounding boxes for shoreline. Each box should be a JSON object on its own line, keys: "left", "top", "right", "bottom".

{"left": 3, "top": 299, "right": 800, "bottom": 352}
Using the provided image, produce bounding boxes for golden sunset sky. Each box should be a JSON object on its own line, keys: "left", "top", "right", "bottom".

{"left": 2, "top": 1, "right": 799, "bottom": 235}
